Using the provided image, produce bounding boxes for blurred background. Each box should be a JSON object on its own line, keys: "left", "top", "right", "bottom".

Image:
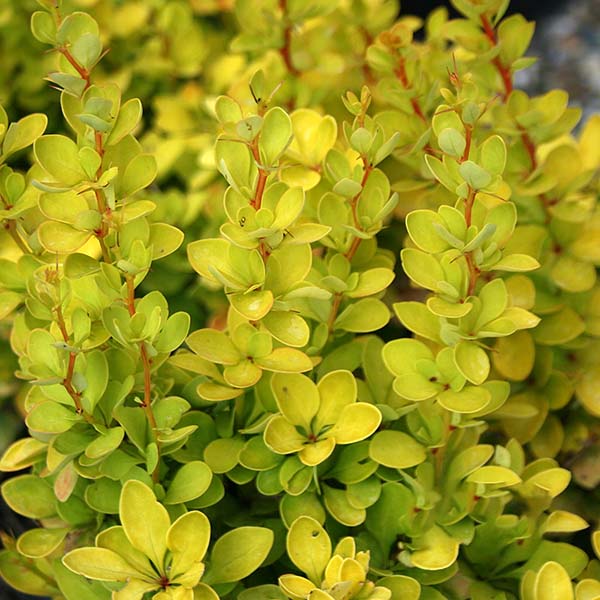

{"left": 1, "top": 0, "right": 598, "bottom": 597}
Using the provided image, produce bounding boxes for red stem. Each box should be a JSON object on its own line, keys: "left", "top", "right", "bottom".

{"left": 464, "top": 188, "right": 480, "bottom": 296}
{"left": 126, "top": 276, "right": 160, "bottom": 482}
{"left": 480, "top": 15, "right": 513, "bottom": 100}
{"left": 460, "top": 125, "right": 472, "bottom": 163}
{"left": 480, "top": 16, "right": 537, "bottom": 174}
{"left": 279, "top": 0, "right": 300, "bottom": 76}
{"left": 59, "top": 48, "right": 91, "bottom": 90}
{"left": 394, "top": 56, "right": 427, "bottom": 122}
{"left": 327, "top": 162, "right": 373, "bottom": 333}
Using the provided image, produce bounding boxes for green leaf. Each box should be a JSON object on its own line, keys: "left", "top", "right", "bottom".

{"left": 1, "top": 475, "right": 56, "bottom": 519}
{"left": 394, "top": 302, "right": 441, "bottom": 342}
{"left": 406, "top": 209, "right": 450, "bottom": 253}
{"left": 264, "top": 415, "right": 306, "bottom": 455}
{"left": 334, "top": 298, "right": 390, "bottom": 332}
{"left": 34, "top": 135, "right": 87, "bottom": 185}
{"left": 346, "top": 267, "right": 395, "bottom": 298}
{"left": 411, "top": 526, "right": 459, "bottom": 571}
{"left": 64, "top": 253, "right": 101, "bottom": 279}
{"left": 167, "top": 511, "right": 211, "bottom": 577}
{"left": 286, "top": 516, "right": 331, "bottom": 584}
{"left": 38, "top": 221, "right": 92, "bottom": 253}
{"left": 453, "top": 341, "right": 490, "bottom": 385}
{"left": 424, "top": 155, "right": 459, "bottom": 193}
{"left": 84, "top": 427, "right": 124, "bottom": 460}
{"left": 377, "top": 576, "right": 421, "bottom": 600}
{"left": 17, "top": 528, "right": 68, "bottom": 559}
{"left": 106, "top": 98, "right": 142, "bottom": 145}
{"left": 492, "top": 253, "right": 540, "bottom": 272}
{"left": 438, "top": 386, "right": 491, "bottom": 414}
{"left": 30, "top": 11, "right": 57, "bottom": 44}
{"left": 0, "top": 292, "right": 21, "bottom": 320}
{"left": 204, "top": 527, "right": 273, "bottom": 584}
{"left": 459, "top": 161, "right": 492, "bottom": 189}
{"left": 0, "top": 438, "right": 47, "bottom": 472}
{"left": 119, "top": 480, "right": 170, "bottom": 568}
{"left": 327, "top": 403, "right": 382, "bottom": 444}
{"left": 401, "top": 248, "right": 444, "bottom": 291}
{"left": 534, "top": 561, "right": 573, "bottom": 600}
{"left": 203, "top": 437, "right": 244, "bottom": 473}
{"left": 164, "top": 461, "right": 213, "bottom": 504}
{"left": 438, "top": 128, "right": 466, "bottom": 157}
{"left": 287, "top": 109, "right": 337, "bottom": 167}
{"left": 26, "top": 401, "right": 77, "bottom": 434}
{"left": 260, "top": 107, "right": 293, "bottom": 166}
{"left": 63, "top": 548, "right": 143, "bottom": 582}
{"left": 467, "top": 466, "right": 521, "bottom": 486}
{"left": 2, "top": 114, "right": 47, "bottom": 160}
{"left": 187, "top": 329, "right": 241, "bottom": 365}
{"left": 120, "top": 154, "right": 157, "bottom": 197}
{"left": 323, "top": 484, "right": 366, "bottom": 526}
{"left": 369, "top": 430, "right": 427, "bottom": 469}
{"left": 0, "top": 551, "right": 59, "bottom": 597}
{"left": 254, "top": 348, "right": 313, "bottom": 373}
{"left": 272, "top": 372, "right": 319, "bottom": 430}
{"left": 155, "top": 312, "right": 190, "bottom": 354}
{"left": 230, "top": 290, "right": 274, "bottom": 320}
{"left": 480, "top": 135, "right": 507, "bottom": 175}
{"left": 262, "top": 312, "right": 309, "bottom": 347}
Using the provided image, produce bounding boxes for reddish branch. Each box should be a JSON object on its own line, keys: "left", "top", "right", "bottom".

{"left": 249, "top": 140, "right": 270, "bottom": 261}
{"left": 54, "top": 302, "right": 91, "bottom": 420}
{"left": 460, "top": 125, "right": 473, "bottom": 163}
{"left": 279, "top": 0, "right": 300, "bottom": 77}
{"left": 327, "top": 162, "right": 373, "bottom": 333}
{"left": 126, "top": 276, "right": 160, "bottom": 482}
{"left": 59, "top": 48, "right": 91, "bottom": 90}
{"left": 480, "top": 14, "right": 537, "bottom": 173}
{"left": 464, "top": 187, "right": 480, "bottom": 296}
{"left": 58, "top": 44, "right": 112, "bottom": 262}
{"left": 480, "top": 15, "right": 513, "bottom": 100}
{"left": 394, "top": 55, "right": 427, "bottom": 122}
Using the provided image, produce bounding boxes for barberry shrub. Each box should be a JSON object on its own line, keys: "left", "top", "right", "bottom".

{"left": 1, "top": 1, "right": 600, "bottom": 599}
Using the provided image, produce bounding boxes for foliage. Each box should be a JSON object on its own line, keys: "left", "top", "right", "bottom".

{"left": 0, "top": 1, "right": 600, "bottom": 599}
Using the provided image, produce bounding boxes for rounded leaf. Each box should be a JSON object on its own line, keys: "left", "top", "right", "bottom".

{"left": 286, "top": 516, "right": 331, "bottom": 584}
{"left": 369, "top": 431, "right": 426, "bottom": 469}
{"left": 63, "top": 548, "right": 141, "bottom": 582}
{"left": 535, "top": 561, "right": 573, "bottom": 600}
{"left": 204, "top": 527, "right": 273, "bottom": 584}
{"left": 164, "top": 461, "right": 213, "bottom": 504}
{"left": 327, "top": 403, "right": 382, "bottom": 444}
{"left": 410, "top": 526, "right": 459, "bottom": 571}
{"left": 119, "top": 480, "right": 170, "bottom": 568}
{"left": 453, "top": 341, "right": 490, "bottom": 385}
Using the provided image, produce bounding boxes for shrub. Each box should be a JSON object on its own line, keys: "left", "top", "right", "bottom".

{"left": 1, "top": 1, "right": 600, "bottom": 599}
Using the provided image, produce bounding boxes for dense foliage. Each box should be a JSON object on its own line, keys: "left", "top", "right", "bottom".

{"left": 1, "top": 1, "right": 600, "bottom": 599}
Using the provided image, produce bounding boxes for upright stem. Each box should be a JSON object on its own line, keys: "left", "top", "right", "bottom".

{"left": 480, "top": 14, "right": 537, "bottom": 173}
{"left": 278, "top": 0, "right": 300, "bottom": 77}
{"left": 460, "top": 125, "right": 473, "bottom": 163}
{"left": 59, "top": 48, "right": 91, "bottom": 89}
{"left": 464, "top": 187, "right": 480, "bottom": 296}
{"left": 250, "top": 139, "right": 270, "bottom": 261}
{"left": 327, "top": 161, "right": 373, "bottom": 333}
{"left": 126, "top": 276, "right": 160, "bottom": 482}
{"left": 93, "top": 132, "right": 112, "bottom": 263}
{"left": 480, "top": 15, "right": 513, "bottom": 100}
{"left": 394, "top": 55, "right": 426, "bottom": 122}
{"left": 55, "top": 302, "right": 92, "bottom": 421}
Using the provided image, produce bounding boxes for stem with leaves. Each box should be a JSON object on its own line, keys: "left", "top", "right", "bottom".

{"left": 125, "top": 276, "right": 160, "bottom": 482}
